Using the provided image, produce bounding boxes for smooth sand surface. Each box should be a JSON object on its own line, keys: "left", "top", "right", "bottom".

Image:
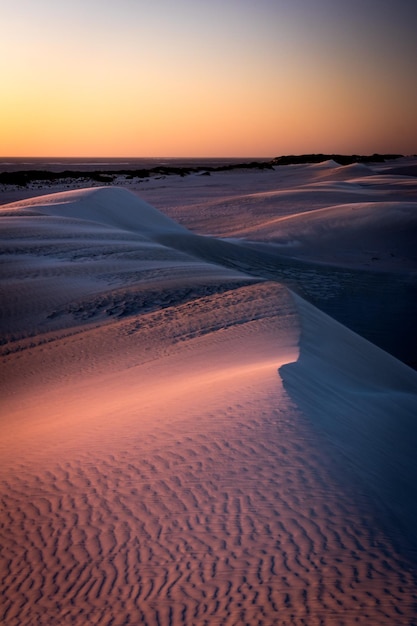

{"left": 1, "top": 160, "right": 417, "bottom": 625}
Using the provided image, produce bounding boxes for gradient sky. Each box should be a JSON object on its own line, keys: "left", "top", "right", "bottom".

{"left": 1, "top": 0, "right": 417, "bottom": 157}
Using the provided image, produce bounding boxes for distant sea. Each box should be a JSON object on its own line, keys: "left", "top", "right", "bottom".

{"left": 0, "top": 157, "right": 271, "bottom": 173}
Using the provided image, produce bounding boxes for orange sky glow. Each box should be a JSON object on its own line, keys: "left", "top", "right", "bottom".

{"left": 2, "top": 0, "right": 417, "bottom": 157}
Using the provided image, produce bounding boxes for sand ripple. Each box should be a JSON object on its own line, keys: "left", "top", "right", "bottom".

{"left": 2, "top": 393, "right": 417, "bottom": 625}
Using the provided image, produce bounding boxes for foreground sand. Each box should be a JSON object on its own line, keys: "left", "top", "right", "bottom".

{"left": 1, "top": 160, "right": 417, "bottom": 625}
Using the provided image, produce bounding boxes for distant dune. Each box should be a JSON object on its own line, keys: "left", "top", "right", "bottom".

{"left": 1, "top": 158, "right": 417, "bottom": 625}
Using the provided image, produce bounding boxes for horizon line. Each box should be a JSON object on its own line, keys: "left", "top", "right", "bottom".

{"left": 0, "top": 152, "right": 411, "bottom": 161}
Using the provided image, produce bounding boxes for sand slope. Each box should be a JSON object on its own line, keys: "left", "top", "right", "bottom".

{"left": 2, "top": 186, "right": 188, "bottom": 236}
{"left": 281, "top": 293, "right": 417, "bottom": 550}
{"left": 225, "top": 201, "right": 417, "bottom": 270}
{"left": 1, "top": 171, "right": 417, "bottom": 625}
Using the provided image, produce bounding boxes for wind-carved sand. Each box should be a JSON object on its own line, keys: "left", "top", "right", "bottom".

{"left": 1, "top": 160, "right": 417, "bottom": 625}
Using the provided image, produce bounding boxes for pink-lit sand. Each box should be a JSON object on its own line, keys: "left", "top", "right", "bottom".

{"left": 1, "top": 159, "right": 417, "bottom": 625}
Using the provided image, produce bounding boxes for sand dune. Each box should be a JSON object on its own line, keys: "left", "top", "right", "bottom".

{"left": 1, "top": 161, "right": 417, "bottom": 625}
{"left": 3, "top": 186, "right": 188, "bottom": 236}
{"left": 0, "top": 188, "right": 253, "bottom": 344}
{"left": 312, "top": 161, "right": 375, "bottom": 181}
{"left": 280, "top": 293, "right": 417, "bottom": 549}
{"left": 137, "top": 163, "right": 417, "bottom": 367}
{"left": 224, "top": 200, "right": 417, "bottom": 270}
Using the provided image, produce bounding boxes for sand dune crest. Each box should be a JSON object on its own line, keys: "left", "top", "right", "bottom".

{"left": 4, "top": 186, "right": 187, "bottom": 237}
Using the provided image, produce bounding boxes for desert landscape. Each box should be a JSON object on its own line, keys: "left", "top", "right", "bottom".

{"left": 1, "top": 156, "right": 417, "bottom": 625}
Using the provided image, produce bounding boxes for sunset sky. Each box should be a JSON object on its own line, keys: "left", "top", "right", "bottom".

{"left": 2, "top": 0, "right": 417, "bottom": 157}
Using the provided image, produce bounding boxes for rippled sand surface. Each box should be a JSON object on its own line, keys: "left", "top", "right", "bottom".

{"left": 1, "top": 160, "right": 417, "bottom": 625}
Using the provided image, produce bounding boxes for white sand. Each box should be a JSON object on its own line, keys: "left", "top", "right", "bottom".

{"left": 1, "top": 160, "right": 417, "bottom": 625}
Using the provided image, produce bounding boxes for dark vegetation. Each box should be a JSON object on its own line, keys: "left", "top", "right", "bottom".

{"left": 0, "top": 154, "right": 403, "bottom": 187}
